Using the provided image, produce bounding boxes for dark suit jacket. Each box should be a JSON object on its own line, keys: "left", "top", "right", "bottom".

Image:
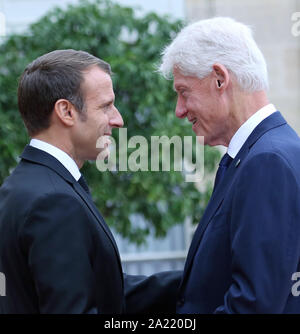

{"left": 177, "top": 112, "right": 300, "bottom": 314}
{"left": 0, "top": 145, "right": 181, "bottom": 314}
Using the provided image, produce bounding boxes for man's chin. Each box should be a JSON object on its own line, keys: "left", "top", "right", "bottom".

{"left": 95, "top": 148, "right": 110, "bottom": 161}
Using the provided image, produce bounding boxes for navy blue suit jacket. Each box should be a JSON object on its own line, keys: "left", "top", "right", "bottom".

{"left": 177, "top": 112, "right": 300, "bottom": 313}
{"left": 0, "top": 145, "right": 124, "bottom": 313}
{"left": 0, "top": 146, "right": 181, "bottom": 314}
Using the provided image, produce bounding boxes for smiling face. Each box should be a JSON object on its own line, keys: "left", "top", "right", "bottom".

{"left": 173, "top": 67, "right": 231, "bottom": 146}
{"left": 71, "top": 65, "right": 123, "bottom": 165}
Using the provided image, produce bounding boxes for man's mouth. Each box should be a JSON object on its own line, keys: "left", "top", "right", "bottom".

{"left": 189, "top": 118, "right": 197, "bottom": 125}
{"left": 104, "top": 136, "right": 112, "bottom": 146}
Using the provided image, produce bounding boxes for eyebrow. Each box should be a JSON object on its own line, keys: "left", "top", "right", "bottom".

{"left": 99, "top": 98, "right": 115, "bottom": 108}
{"left": 173, "top": 84, "right": 186, "bottom": 92}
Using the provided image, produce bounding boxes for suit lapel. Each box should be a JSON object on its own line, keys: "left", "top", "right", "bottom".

{"left": 72, "top": 181, "right": 121, "bottom": 258}
{"left": 20, "top": 145, "right": 122, "bottom": 269}
{"left": 180, "top": 111, "right": 287, "bottom": 289}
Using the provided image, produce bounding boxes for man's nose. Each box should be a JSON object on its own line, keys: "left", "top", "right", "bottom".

{"left": 110, "top": 106, "right": 124, "bottom": 128}
{"left": 175, "top": 99, "right": 188, "bottom": 119}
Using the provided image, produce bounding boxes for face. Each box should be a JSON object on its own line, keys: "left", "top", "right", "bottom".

{"left": 72, "top": 66, "right": 123, "bottom": 164}
{"left": 173, "top": 67, "right": 230, "bottom": 146}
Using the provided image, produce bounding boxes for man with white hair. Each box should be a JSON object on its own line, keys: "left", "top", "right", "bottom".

{"left": 160, "top": 17, "right": 300, "bottom": 313}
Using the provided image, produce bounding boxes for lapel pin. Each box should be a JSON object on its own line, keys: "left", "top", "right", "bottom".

{"left": 235, "top": 159, "right": 241, "bottom": 168}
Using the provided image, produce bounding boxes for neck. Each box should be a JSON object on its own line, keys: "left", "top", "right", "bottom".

{"left": 224, "top": 90, "right": 269, "bottom": 146}
{"left": 32, "top": 132, "right": 84, "bottom": 169}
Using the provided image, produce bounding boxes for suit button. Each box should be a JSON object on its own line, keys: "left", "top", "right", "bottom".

{"left": 177, "top": 297, "right": 185, "bottom": 307}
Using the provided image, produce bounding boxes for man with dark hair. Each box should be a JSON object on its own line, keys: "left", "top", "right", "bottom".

{"left": 0, "top": 49, "right": 180, "bottom": 314}
{"left": 18, "top": 49, "right": 111, "bottom": 136}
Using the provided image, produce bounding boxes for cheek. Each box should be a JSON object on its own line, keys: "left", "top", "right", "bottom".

{"left": 186, "top": 97, "right": 195, "bottom": 112}
{"left": 96, "top": 115, "right": 109, "bottom": 132}
{"left": 187, "top": 96, "right": 204, "bottom": 117}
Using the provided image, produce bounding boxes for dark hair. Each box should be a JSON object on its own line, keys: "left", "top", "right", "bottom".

{"left": 17, "top": 49, "right": 111, "bottom": 136}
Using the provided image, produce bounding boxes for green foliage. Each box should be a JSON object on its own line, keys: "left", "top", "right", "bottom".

{"left": 0, "top": 0, "right": 221, "bottom": 244}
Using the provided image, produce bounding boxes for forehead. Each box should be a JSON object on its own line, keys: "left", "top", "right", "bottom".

{"left": 81, "top": 66, "right": 114, "bottom": 100}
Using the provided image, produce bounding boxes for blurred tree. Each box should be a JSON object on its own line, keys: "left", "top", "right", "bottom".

{"left": 0, "top": 0, "right": 220, "bottom": 244}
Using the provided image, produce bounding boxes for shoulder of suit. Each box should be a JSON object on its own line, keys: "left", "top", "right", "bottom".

{"left": 5, "top": 160, "right": 79, "bottom": 211}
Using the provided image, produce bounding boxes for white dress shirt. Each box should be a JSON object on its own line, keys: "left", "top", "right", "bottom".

{"left": 30, "top": 139, "right": 81, "bottom": 181}
{"left": 227, "top": 104, "right": 277, "bottom": 158}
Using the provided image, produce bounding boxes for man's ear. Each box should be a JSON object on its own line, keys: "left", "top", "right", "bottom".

{"left": 53, "top": 99, "right": 76, "bottom": 127}
{"left": 212, "top": 63, "right": 229, "bottom": 91}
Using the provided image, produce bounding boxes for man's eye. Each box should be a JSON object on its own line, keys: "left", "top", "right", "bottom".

{"left": 104, "top": 103, "right": 112, "bottom": 109}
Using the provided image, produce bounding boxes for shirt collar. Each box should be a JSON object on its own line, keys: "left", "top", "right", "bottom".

{"left": 227, "top": 104, "right": 277, "bottom": 158}
{"left": 29, "top": 139, "right": 81, "bottom": 181}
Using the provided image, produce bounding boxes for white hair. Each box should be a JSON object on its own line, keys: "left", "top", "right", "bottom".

{"left": 159, "top": 17, "right": 269, "bottom": 92}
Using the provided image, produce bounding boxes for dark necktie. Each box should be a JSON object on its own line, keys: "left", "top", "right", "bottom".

{"left": 78, "top": 175, "right": 91, "bottom": 195}
{"left": 213, "top": 153, "right": 233, "bottom": 192}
